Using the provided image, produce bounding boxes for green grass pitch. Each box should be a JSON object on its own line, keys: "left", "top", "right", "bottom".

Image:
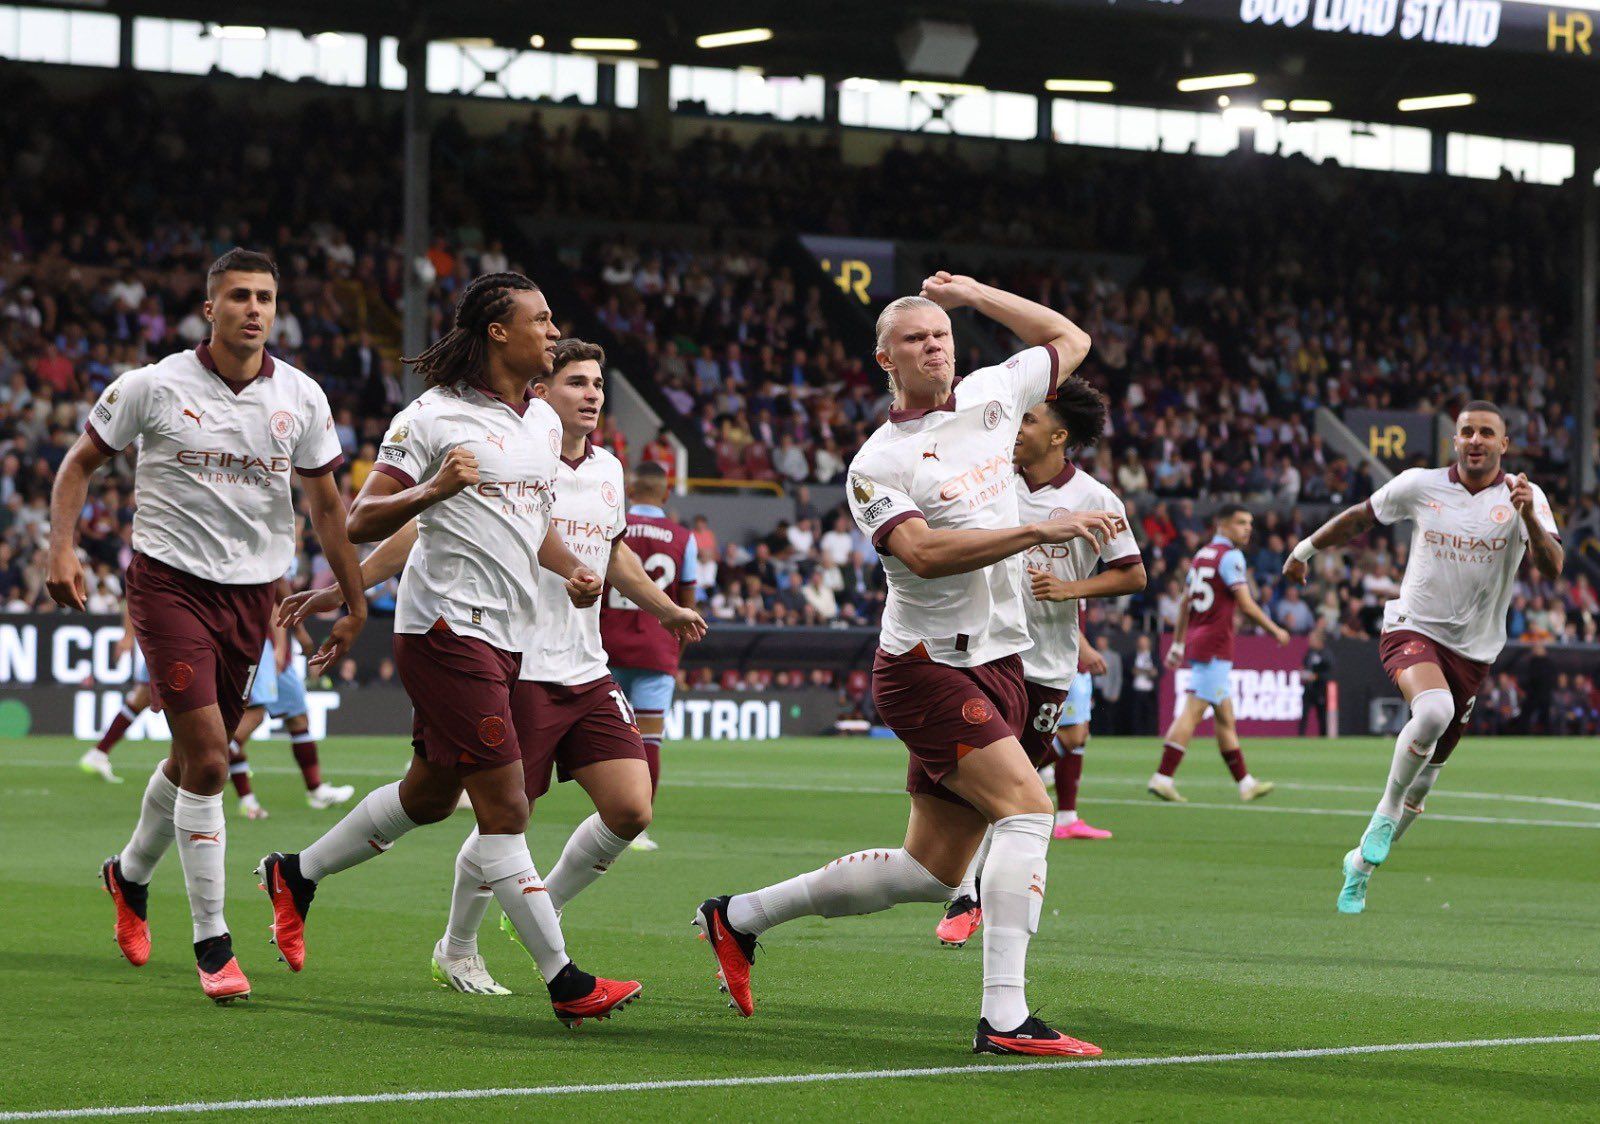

{"left": 1, "top": 734, "right": 1597, "bottom": 1121}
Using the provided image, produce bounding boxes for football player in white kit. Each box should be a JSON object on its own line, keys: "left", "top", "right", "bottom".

{"left": 1284, "top": 401, "right": 1562, "bottom": 913}
{"left": 935, "top": 378, "right": 1144, "bottom": 947}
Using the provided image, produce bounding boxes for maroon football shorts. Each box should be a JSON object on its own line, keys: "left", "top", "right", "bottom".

{"left": 512, "top": 675, "right": 647, "bottom": 802}
{"left": 1019, "top": 680, "right": 1069, "bottom": 770}
{"left": 394, "top": 624, "right": 522, "bottom": 774}
{"left": 1378, "top": 629, "right": 1492, "bottom": 764}
{"left": 871, "top": 646, "right": 1028, "bottom": 810}
{"left": 124, "top": 552, "right": 274, "bottom": 736}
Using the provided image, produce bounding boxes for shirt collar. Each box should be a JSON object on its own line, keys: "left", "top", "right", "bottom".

{"left": 195, "top": 340, "right": 274, "bottom": 383}
{"left": 1210, "top": 534, "right": 1233, "bottom": 546}
{"left": 888, "top": 377, "right": 961, "bottom": 424}
{"left": 474, "top": 382, "right": 534, "bottom": 417}
{"left": 1020, "top": 459, "right": 1077, "bottom": 494}
{"left": 629, "top": 504, "right": 666, "bottom": 518}
{"left": 1448, "top": 465, "right": 1506, "bottom": 494}
{"left": 560, "top": 436, "right": 594, "bottom": 470}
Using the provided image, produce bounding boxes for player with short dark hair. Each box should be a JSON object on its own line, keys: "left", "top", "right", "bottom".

{"left": 47, "top": 248, "right": 368, "bottom": 1003}
{"left": 1149, "top": 504, "right": 1288, "bottom": 803}
{"left": 258, "top": 275, "right": 641, "bottom": 1027}
{"left": 1286, "top": 401, "right": 1562, "bottom": 913}
{"left": 598, "top": 458, "right": 699, "bottom": 852}
{"left": 935, "top": 381, "right": 1144, "bottom": 948}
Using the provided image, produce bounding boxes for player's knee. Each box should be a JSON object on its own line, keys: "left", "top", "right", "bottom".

{"left": 601, "top": 802, "right": 652, "bottom": 839}
{"left": 1409, "top": 688, "right": 1455, "bottom": 743}
{"left": 182, "top": 756, "right": 228, "bottom": 793}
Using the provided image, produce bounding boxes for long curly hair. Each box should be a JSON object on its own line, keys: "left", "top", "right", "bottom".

{"left": 402, "top": 272, "right": 541, "bottom": 391}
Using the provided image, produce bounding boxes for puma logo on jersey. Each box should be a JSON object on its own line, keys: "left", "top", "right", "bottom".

{"left": 485, "top": 433, "right": 506, "bottom": 451}
{"left": 922, "top": 445, "right": 940, "bottom": 462}
{"left": 182, "top": 408, "right": 206, "bottom": 428}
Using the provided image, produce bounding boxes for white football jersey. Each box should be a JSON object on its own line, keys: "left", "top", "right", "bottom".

{"left": 86, "top": 344, "right": 343, "bottom": 585}
{"left": 1369, "top": 466, "right": 1560, "bottom": 663}
{"left": 375, "top": 385, "right": 561, "bottom": 654}
{"left": 1015, "top": 463, "right": 1139, "bottom": 690}
{"left": 519, "top": 441, "right": 627, "bottom": 686}
{"left": 847, "top": 345, "right": 1059, "bottom": 667}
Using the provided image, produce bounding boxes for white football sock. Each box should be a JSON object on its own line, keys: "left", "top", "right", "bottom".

{"left": 1055, "top": 810, "right": 1078, "bottom": 827}
{"left": 120, "top": 763, "right": 178, "bottom": 884}
{"left": 300, "top": 781, "right": 418, "bottom": 882}
{"left": 476, "top": 833, "right": 569, "bottom": 983}
{"left": 981, "top": 812, "right": 1052, "bottom": 1032}
{"left": 1377, "top": 690, "right": 1453, "bottom": 819}
{"left": 172, "top": 789, "right": 228, "bottom": 942}
{"left": 444, "top": 827, "right": 493, "bottom": 959}
{"left": 727, "top": 847, "right": 953, "bottom": 936}
{"left": 545, "top": 813, "right": 633, "bottom": 911}
{"left": 1394, "top": 762, "right": 1444, "bottom": 844}
{"left": 955, "top": 825, "right": 994, "bottom": 901}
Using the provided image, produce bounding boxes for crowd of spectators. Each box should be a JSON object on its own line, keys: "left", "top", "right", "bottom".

{"left": 2, "top": 71, "right": 1594, "bottom": 681}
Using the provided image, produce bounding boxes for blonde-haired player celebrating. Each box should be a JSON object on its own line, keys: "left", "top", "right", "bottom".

{"left": 695, "top": 272, "right": 1118, "bottom": 1057}
{"left": 1284, "top": 401, "right": 1561, "bottom": 913}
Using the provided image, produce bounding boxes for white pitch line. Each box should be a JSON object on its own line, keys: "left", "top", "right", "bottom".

{"left": 1, "top": 1033, "right": 1595, "bottom": 1120}
{"left": 5, "top": 760, "right": 1600, "bottom": 830}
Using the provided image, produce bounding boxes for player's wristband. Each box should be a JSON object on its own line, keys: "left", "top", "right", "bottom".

{"left": 1290, "top": 539, "right": 1319, "bottom": 563}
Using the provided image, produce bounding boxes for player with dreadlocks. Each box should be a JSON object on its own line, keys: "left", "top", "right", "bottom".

{"left": 259, "top": 273, "right": 644, "bottom": 1028}
{"left": 935, "top": 377, "right": 1145, "bottom": 947}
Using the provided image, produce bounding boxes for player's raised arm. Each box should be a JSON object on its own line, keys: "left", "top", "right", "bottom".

{"left": 46, "top": 433, "right": 115, "bottom": 610}
{"left": 1511, "top": 473, "right": 1563, "bottom": 578}
{"left": 1283, "top": 501, "right": 1377, "bottom": 585}
{"left": 919, "top": 271, "right": 1091, "bottom": 387}
{"left": 348, "top": 446, "right": 478, "bottom": 543}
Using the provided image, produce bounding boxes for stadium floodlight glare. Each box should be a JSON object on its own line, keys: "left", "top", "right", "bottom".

{"left": 1221, "top": 106, "right": 1272, "bottom": 128}
{"left": 841, "top": 77, "right": 880, "bottom": 90}
{"left": 1177, "top": 72, "right": 1256, "bottom": 93}
{"left": 209, "top": 25, "right": 266, "bottom": 40}
{"left": 1289, "top": 99, "right": 1333, "bottom": 113}
{"left": 901, "top": 79, "right": 987, "bottom": 96}
{"left": 529, "top": 35, "right": 546, "bottom": 49}
{"left": 312, "top": 32, "right": 344, "bottom": 45}
{"left": 696, "top": 28, "right": 774, "bottom": 49}
{"left": 1398, "top": 93, "right": 1476, "bottom": 111}
{"left": 1045, "top": 79, "right": 1115, "bottom": 94}
{"left": 571, "top": 37, "right": 639, "bottom": 51}
{"left": 1261, "top": 98, "right": 1286, "bottom": 111}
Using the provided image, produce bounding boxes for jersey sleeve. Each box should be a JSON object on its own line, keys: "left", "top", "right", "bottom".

{"left": 85, "top": 367, "right": 154, "bottom": 455}
{"left": 1523, "top": 482, "right": 1561, "bottom": 541}
{"left": 372, "top": 402, "right": 436, "bottom": 490}
{"left": 1099, "top": 492, "right": 1141, "bottom": 568}
{"left": 847, "top": 463, "right": 923, "bottom": 558}
{"left": 1367, "top": 469, "right": 1423, "bottom": 526}
{"left": 969, "top": 345, "right": 1060, "bottom": 416}
{"left": 1219, "top": 548, "right": 1248, "bottom": 589}
{"left": 292, "top": 382, "right": 345, "bottom": 476}
{"left": 681, "top": 534, "right": 700, "bottom": 584}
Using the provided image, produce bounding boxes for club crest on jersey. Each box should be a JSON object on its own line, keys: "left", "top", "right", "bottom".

{"left": 601, "top": 481, "right": 619, "bottom": 506}
{"left": 851, "top": 474, "right": 875, "bottom": 504}
{"left": 1491, "top": 505, "right": 1513, "bottom": 524}
{"left": 983, "top": 401, "right": 1002, "bottom": 430}
{"left": 271, "top": 410, "right": 294, "bottom": 439}
{"left": 1400, "top": 640, "right": 1428, "bottom": 658}
{"left": 962, "top": 697, "right": 993, "bottom": 725}
{"left": 1050, "top": 507, "right": 1069, "bottom": 520}
{"left": 548, "top": 430, "right": 561, "bottom": 456}
{"left": 478, "top": 716, "right": 507, "bottom": 747}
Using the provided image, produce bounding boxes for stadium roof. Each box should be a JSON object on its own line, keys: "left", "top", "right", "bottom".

{"left": 83, "top": 0, "right": 1600, "bottom": 144}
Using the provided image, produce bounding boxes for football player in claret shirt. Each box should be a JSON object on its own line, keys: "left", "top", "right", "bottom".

{"left": 47, "top": 248, "right": 368, "bottom": 1003}
{"left": 598, "top": 460, "right": 699, "bottom": 852}
{"left": 694, "top": 272, "right": 1121, "bottom": 1057}
{"left": 1149, "top": 504, "right": 1289, "bottom": 804}
{"left": 1285, "top": 401, "right": 1561, "bottom": 913}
